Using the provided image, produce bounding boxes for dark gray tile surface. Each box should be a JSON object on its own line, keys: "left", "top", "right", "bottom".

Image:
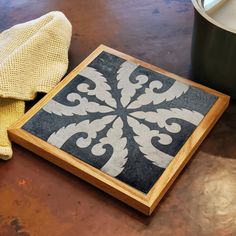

{"left": 23, "top": 52, "right": 217, "bottom": 193}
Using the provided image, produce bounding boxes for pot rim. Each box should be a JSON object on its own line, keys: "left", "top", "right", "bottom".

{"left": 191, "top": 0, "right": 236, "bottom": 34}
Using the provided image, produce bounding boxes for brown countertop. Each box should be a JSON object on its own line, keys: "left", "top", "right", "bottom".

{"left": 0, "top": 0, "right": 235, "bottom": 235}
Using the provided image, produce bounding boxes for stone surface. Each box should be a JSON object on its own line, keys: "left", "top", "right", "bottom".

{"left": 22, "top": 51, "right": 216, "bottom": 193}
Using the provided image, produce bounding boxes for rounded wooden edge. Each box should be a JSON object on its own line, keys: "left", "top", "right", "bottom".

{"left": 192, "top": 0, "right": 236, "bottom": 35}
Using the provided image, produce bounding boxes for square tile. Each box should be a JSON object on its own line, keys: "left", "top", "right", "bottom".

{"left": 22, "top": 51, "right": 217, "bottom": 193}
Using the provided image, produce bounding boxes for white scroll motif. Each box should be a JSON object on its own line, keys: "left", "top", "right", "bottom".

{"left": 127, "top": 116, "right": 174, "bottom": 168}
{"left": 78, "top": 67, "right": 117, "bottom": 108}
{"left": 130, "top": 108, "right": 204, "bottom": 133}
{"left": 47, "top": 115, "right": 116, "bottom": 148}
{"left": 43, "top": 93, "right": 114, "bottom": 116}
{"left": 128, "top": 80, "right": 189, "bottom": 109}
{"left": 92, "top": 117, "right": 128, "bottom": 177}
{"left": 117, "top": 61, "right": 148, "bottom": 107}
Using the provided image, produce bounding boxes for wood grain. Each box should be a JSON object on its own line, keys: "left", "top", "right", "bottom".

{"left": 8, "top": 45, "right": 230, "bottom": 215}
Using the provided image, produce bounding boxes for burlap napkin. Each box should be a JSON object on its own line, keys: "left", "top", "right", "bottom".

{"left": 0, "top": 11, "right": 72, "bottom": 160}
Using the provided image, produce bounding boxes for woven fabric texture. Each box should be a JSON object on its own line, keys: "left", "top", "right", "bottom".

{"left": 0, "top": 11, "right": 72, "bottom": 160}
{"left": 0, "top": 99, "right": 24, "bottom": 160}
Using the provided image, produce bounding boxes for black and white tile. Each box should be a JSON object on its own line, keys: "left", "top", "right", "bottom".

{"left": 23, "top": 52, "right": 217, "bottom": 193}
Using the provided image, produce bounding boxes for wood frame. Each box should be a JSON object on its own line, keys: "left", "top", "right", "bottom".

{"left": 8, "top": 45, "right": 230, "bottom": 215}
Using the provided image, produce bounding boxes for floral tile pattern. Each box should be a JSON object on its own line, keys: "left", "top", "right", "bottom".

{"left": 22, "top": 52, "right": 217, "bottom": 193}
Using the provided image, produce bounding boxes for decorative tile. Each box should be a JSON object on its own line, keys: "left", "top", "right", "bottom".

{"left": 22, "top": 51, "right": 217, "bottom": 193}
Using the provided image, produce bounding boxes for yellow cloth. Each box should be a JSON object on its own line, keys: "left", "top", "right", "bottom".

{"left": 0, "top": 11, "right": 72, "bottom": 160}
{"left": 0, "top": 99, "right": 24, "bottom": 160}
